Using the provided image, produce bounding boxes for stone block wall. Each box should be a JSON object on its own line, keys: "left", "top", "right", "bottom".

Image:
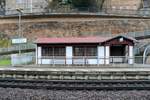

{"left": 0, "top": 18, "right": 150, "bottom": 41}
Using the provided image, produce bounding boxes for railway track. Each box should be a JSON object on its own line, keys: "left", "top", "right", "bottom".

{"left": 0, "top": 79, "right": 150, "bottom": 90}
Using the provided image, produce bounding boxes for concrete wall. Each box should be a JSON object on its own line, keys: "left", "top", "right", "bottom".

{"left": 5, "top": 0, "right": 47, "bottom": 15}
{"left": 104, "top": 0, "right": 142, "bottom": 10}
{"left": 11, "top": 53, "right": 34, "bottom": 66}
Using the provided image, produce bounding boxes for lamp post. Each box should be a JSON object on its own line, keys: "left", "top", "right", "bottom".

{"left": 16, "top": 8, "right": 23, "bottom": 55}
{"left": 30, "top": 0, "right": 32, "bottom": 13}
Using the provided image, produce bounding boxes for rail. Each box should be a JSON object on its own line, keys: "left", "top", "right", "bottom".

{"left": 38, "top": 56, "right": 135, "bottom": 65}
{"left": 81, "top": 30, "right": 150, "bottom": 40}
{"left": 0, "top": 79, "right": 149, "bottom": 90}
{"left": 9, "top": 55, "right": 148, "bottom": 66}
{"left": 134, "top": 42, "right": 149, "bottom": 55}
{"left": 0, "top": 43, "right": 35, "bottom": 54}
{"left": 1, "top": 7, "right": 150, "bottom": 18}
{"left": 122, "top": 30, "right": 150, "bottom": 39}
{"left": 143, "top": 45, "right": 150, "bottom": 64}
{"left": 115, "top": 30, "right": 150, "bottom": 39}
{"left": 2, "top": 54, "right": 150, "bottom": 66}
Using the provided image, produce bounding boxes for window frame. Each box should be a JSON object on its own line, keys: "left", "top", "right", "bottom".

{"left": 42, "top": 46, "right": 66, "bottom": 57}
{"left": 73, "top": 46, "right": 97, "bottom": 57}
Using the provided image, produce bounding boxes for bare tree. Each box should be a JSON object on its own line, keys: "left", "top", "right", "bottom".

{"left": 0, "top": 0, "right": 5, "bottom": 15}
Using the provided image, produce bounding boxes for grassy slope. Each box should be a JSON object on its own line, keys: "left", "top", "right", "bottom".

{"left": 0, "top": 59, "right": 11, "bottom": 66}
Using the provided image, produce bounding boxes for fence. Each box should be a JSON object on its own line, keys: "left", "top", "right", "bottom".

{"left": 81, "top": 29, "right": 150, "bottom": 40}
{"left": 0, "top": 43, "right": 36, "bottom": 54}
{"left": 11, "top": 54, "right": 35, "bottom": 66}
{"left": 121, "top": 30, "right": 150, "bottom": 39}
{"left": 37, "top": 56, "right": 137, "bottom": 65}
{"left": 4, "top": 55, "right": 150, "bottom": 66}
{"left": 1, "top": 7, "right": 150, "bottom": 17}
{"left": 0, "top": 53, "right": 35, "bottom": 66}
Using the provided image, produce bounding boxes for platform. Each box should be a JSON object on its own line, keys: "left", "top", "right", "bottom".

{"left": 0, "top": 64, "right": 150, "bottom": 80}
{"left": 1, "top": 64, "right": 150, "bottom": 72}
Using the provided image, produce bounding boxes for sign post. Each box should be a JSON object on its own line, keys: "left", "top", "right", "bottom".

{"left": 12, "top": 38, "right": 27, "bottom": 44}
{"left": 16, "top": 8, "right": 23, "bottom": 55}
{"left": 12, "top": 38, "right": 27, "bottom": 54}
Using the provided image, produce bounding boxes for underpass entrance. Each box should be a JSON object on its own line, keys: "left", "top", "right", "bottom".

{"left": 110, "top": 45, "right": 128, "bottom": 63}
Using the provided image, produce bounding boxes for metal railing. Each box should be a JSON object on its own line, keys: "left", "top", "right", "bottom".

{"left": 81, "top": 29, "right": 150, "bottom": 39}
{"left": 16, "top": 56, "right": 144, "bottom": 66}
{"left": 134, "top": 42, "right": 149, "bottom": 55}
{"left": 122, "top": 30, "right": 150, "bottom": 39}
{"left": 1, "top": 6, "right": 150, "bottom": 17}
{"left": 39, "top": 56, "right": 146, "bottom": 65}
{"left": 38, "top": 56, "right": 150, "bottom": 65}
{"left": 0, "top": 43, "right": 35, "bottom": 54}
{"left": 2, "top": 54, "right": 150, "bottom": 66}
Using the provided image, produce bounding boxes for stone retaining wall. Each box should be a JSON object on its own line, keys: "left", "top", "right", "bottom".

{"left": 0, "top": 18, "right": 150, "bottom": 40}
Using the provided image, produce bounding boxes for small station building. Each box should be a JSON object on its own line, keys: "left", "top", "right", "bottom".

{"left": 35, "top": 35, "right": 136, "bottom": 65}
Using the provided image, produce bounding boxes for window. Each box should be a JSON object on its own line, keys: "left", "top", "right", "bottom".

{"left": 16, "top": 0, "right": 31, "bottom": 9}
{"left": 74, "top": 46, "right": 97, "bottom": 56}
{"left": 42, "top": 47, "right": 65, "bottom": 57}
{"left": 42, "top": 47, "right": 53, "bottom": 56}
{"left": 54, "top": 47, "right": 65, "bottom": 56}
{"left": 16, "top": 0, "right": 24, "bottom": 4}
{"left": 74, "top": 46, "right": 84, "bottom": 56}
{"left": 86, "top": 47, "right": 97, "bottom": 56}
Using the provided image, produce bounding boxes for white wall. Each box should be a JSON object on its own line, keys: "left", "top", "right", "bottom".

{"left": 98, "top": 46, "right": 105, "bottom": 64}
{"left": 129, "top": 46, "right": 134, "bottom": 64}
{"left": 40, "top": 59, "right": 65, "bottom": 65}
{"left": 36, "top": 45, "right": 38, "bottom": 64}
{"left": 37, "top": 46, "right": 42, "bottom": 64}
{"left": 105, "top": 46, "right": 110, "bottom": 64}
{"left": 66, "top": 46, "right": 73, "bottom": 64}
{"left": 11, "top": 53, "right": 33, "bottom": 66}
{"left": 86, "top": 59, "right": 98, "bottom": 64}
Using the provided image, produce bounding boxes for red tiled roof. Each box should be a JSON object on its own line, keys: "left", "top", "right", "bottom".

{"left": 35, "top": 35, "right": 137, "bottom": 44}
{"left": 35, "top": 37, "right": 111, "bottom": 44}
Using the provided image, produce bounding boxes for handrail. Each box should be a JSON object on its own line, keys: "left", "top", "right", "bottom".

{"left": 37, "top": 56, "right": 135, "bottom": 65}
{"left": 8, "top": 55, "right": 150, "bottom": 66}
{"left": 83, "top": 29, "right": 150, "bottom": 38}
{"left": 0, "top": 43, "right": 35, "bottom": 53}
{"left": 134, "top": 42, "right": 150, "bottom": 55}
{"left": 143, "top": 45, "right": 150, "bottom": 64}
{"left": 1, "top": 6, "right": 150, "bottom": 17}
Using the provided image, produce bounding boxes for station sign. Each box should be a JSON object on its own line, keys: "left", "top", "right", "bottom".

{"left": 12, "top": 38, "right": 27, "bottom": 44}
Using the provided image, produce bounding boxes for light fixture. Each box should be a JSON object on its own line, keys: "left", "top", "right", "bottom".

{"left": 119, "top": 37, "right": 124, "bottom": 42}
